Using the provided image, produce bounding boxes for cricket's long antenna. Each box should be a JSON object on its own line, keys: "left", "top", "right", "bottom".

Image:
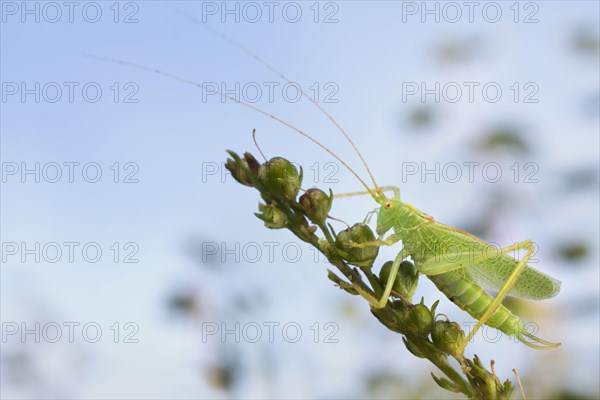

{"left": 252, "top": 129, "right": 267, "bottom": 162}
{"left": 82, "top": 53, "right": 373, "bottom": 194}
{"left": 182, "top": 14, "right": 382, "bottom": 195}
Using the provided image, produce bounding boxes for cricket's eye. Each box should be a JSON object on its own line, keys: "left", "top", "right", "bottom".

{"left": 384, "top": 201, "right": 393, "bottom": 209}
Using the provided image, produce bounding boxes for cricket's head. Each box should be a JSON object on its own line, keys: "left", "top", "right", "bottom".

{"left": 376, "top": 198, "right": 420, "bottom": 236}
{"left": 376, "top": 199, "right": 403, "bottom": 236}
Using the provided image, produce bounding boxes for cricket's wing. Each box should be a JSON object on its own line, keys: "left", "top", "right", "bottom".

{"left": 432, "top": 221, "right": 561, "bottom": 300}
{"left": 464, "top": 256, "right": 561, "bottom": 301}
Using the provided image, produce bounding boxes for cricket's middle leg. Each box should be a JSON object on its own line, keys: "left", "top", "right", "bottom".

{"left": 371, "top": 248, "right": 410, "bottom": 309}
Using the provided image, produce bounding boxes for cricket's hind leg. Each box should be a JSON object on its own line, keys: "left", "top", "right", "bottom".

{"left": 457, "top": 240, "right": 537, "bottom": 356}
{"left": 418, "top": 240, "right": 556, "bottom": 355}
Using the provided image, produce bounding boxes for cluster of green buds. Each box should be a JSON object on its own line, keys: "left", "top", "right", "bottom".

{"left": 225, "top": 150, "right": 379, "bottom": 267}
{"left": 225, "top": 151, "right": 302, "bottom": 202}
{"left": 226, "top": 149, "right": 517, "bottom": 400}
{"left": 226, "top": 151, "right": 310, "bottom": 236}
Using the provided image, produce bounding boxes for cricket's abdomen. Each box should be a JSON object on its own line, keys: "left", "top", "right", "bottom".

{"left": 428, "top": 271, "right": 521, "bottom": 336}
{"left": 427, "top": 271, "right": 559, "bottom": 350}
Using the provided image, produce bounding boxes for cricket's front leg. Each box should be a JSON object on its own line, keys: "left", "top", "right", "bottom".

{"left": 347, "top": 234, "right": 400, "bottom": 249}
{"left": 344, "top": 234, "right": 404, "bottom": 309}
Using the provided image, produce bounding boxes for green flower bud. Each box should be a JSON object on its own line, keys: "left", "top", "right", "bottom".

{"left": 225, "top": 150, "right": 255, "bottom": 186}
{"left": 467, "top": 356, "right": 502, "bottom": 398}
{"left": 255, "top": 203, "right": 288, "bottom": 229}
{"left": 502, "top": 379, "right": 514, "bottom": 398}
{"left": 431, "top": 320, "right": 465, "bottom": 357}
{"left": 379, "top": 260, "right": 418, "bottom": 302}
{"left": 258, "top": 157, "right": 302, "bottom": 202}
{"left": 431, "top": 373, "right": 461, "bottom": 393}
{"left": 335, "top": 223, "right": 379, "bottom": 269}
{"left": 299, "top": 188, "right": 332, "bottom": 225}
{"left": 407, "top": 303, "right": 434, "bottom": 336}
{"left": 402, "top": 337, "right": 427, "bottom": 359}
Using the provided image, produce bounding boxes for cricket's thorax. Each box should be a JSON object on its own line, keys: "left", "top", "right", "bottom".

{"left": 378, "top": 200, "right": 479, "bottom": 266}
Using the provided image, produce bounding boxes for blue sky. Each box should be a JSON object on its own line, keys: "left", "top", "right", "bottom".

{"left": 2, "top": 1, "right": 599, "bottom": 398}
